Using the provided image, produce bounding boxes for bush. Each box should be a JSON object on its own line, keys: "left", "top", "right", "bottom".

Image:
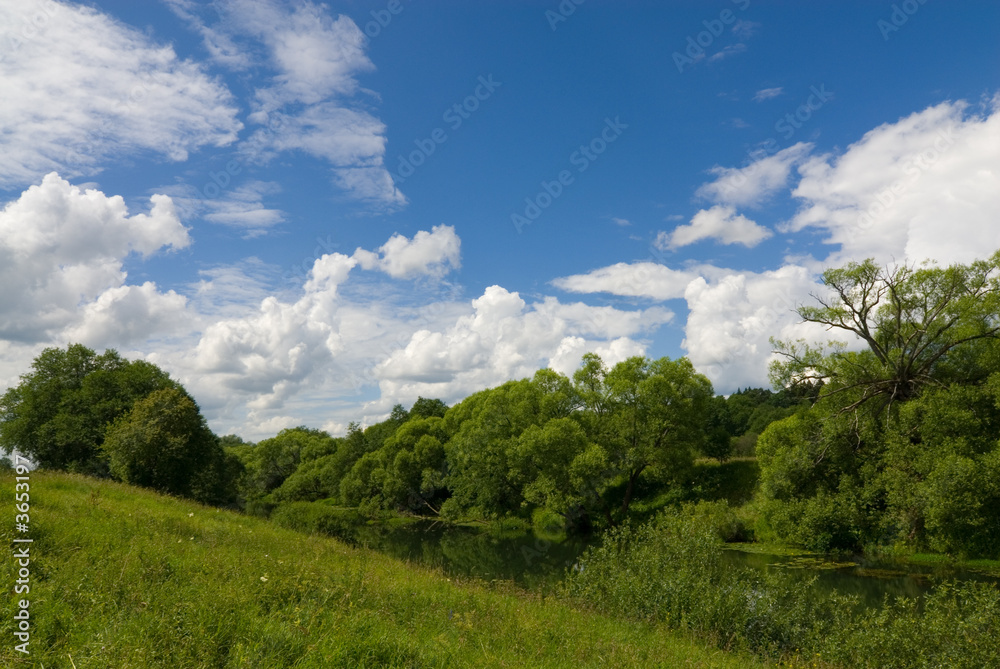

{"left": 565, "top": 504, "right": 829, "bottom": 654}
{"left": 269, "top": 502, "right": 363, "bottom": 541}
{"left": 818, "top": 581, "right": 1000, "bottom": 669}
{"left": 565, "top": 504, "right": 1000, "bottom": 665}
{"left": 923, "top": 451, "right": 1000, "bottom": 558}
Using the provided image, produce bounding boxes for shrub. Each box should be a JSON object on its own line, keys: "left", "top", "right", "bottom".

{"left": 269, "top": 501, "right": 363, "bottom": 541}
{"left": 566, "top": 504, "right": 1000, "bottom": 665}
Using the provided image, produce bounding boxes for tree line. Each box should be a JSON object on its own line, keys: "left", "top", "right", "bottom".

{"left": 3, "top": 251, "right": 999, "bottom": 557}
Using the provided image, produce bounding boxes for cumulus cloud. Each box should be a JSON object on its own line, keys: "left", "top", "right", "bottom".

{"left": 372, "top": 285, "right": 671, "bottom": 409}
{"left": 656, "top": 205, "right": 772, "bottom": 250}
{"left": 354, "top": 225, "right": 461, "bottom": 280}
{"left": 0, "top": 173, "right": 190, "bottom": 344}
{"left": 0, "top": 0, "right": 241, "bottom": 189}
{"left": 787, "top": 97, "right": 1000, "bottom": 266}
{"left": 681, "top": 265, "right": 829, "bottom": 393}
{"left": 63, "top": 283, "right": 189, "bottom": 349}
{"left": 150, "top": 237, "right": 664, "bottom": 436}
{"left": 696, "top": 142, "right": 812, "bottom": 208}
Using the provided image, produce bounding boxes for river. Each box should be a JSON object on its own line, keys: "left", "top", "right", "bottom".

{"left": 333, "top": 518, "right": 1000, "bottom": 606}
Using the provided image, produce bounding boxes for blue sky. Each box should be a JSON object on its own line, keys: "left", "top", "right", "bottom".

{"left": 1, "top": 0, "right": 998, "bottom": 438}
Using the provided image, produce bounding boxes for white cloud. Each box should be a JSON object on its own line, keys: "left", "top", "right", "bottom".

{"left": 681, "top": 265, "right": 830, "bottom": 393}
{"left": 753, "top": 87, "right": 783, "bottom": 102}
{"left": 657, "top": 205, "right": 772, "bottom": 250}
{"left": 161, "top": 0, "right": 253, "bottom": 70}
{"left": 159, "top": 181, "right": 284, "bottom": 238}
{"left": 731, "top": 20, "right": 760, "bottom": 39}
{"left": 138, "top": 229, "right": 467, "bottom": 435}
{"left": 144, "top": 242, "right": 665, "bottom": 436}
{"left": 63, "top": 282, "right": 189, "bottom": 349}
{"left": 552, "top": 95, "right": 1000, "bottom": 397}
{"left": 354, "top": 225, "right": 461, "bottom": 280}
{"left": 0, "top": 0, "right": 241, "bottom": 188}
{"left": 612, "top": 217, "right": 631, "bottom": 226}
{"left": 0, "top": 173, "right": 190, "bottom": 344}
{"left": 552, "top": 262, "right": 710, "bottom": 301}
{"left": 372, "top": 285, "right": 671, "bottom": 410}
{"left": 171, "top": 0, "right": 405, "bottom": 208}
{"left": 787, "top": 97, "right": 1000, "bottom": 266}
{"left": 202, "top": 181, "right": 284, "bottom": 234}
{"left": 708, "top": 43, "right": 747, "bottom": 62}
{"left": 696, "top": 142, "right": 812, "bottom": 208}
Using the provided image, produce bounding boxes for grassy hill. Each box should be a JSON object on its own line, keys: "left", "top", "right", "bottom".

{"left": 1, "top": 472, "right": 766, "bottom": 668}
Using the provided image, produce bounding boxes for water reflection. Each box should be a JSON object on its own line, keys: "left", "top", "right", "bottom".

{"left": 339, "top": 520, "right": 592, "bottom": 589}
{"left": 723, "top": 547, "right": 999, "bottom": 607}
{"left": 332, "top": 518, "right": 998, "bottom": 603}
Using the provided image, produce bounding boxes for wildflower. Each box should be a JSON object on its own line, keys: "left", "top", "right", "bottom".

{"left": 261, "top": 576, "right": 269, "bottom": 582}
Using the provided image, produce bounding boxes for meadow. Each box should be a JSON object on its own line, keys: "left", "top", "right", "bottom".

{"left": 0, "top": 471, "right": 766, "bottom": 668}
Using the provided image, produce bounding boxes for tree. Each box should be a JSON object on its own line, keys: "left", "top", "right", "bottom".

{"left": 101, "top": 388, "right": 236, "bottom": 503}
{"left": 409, "top": 397, "right": 448, "bottom": 420}
{"left": 771, "top": 254, "right": 1000, "bottom": 416}
{"left": 241, "top": 427, "right": 333, "bottom": 505}
{"left": 511, "top": 417, "right": 602, "bottom": 529}
{"left": 758, "top": 252, "right": 1000, "bottom": 553}
{"left": 0, "top": 344, "right": 178, "bottom": 473}
{"left": 443, "top": 369, "right": 577, "bottom": 519}
{"left": 574, "top": 354, "right": 714, "bottom": 522}
{"left": 338, "top": 415, "right": 449, "bottom": 515}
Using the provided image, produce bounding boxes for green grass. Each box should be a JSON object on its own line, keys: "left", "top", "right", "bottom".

{"left": 1, "top": 472, "right": 767, "bottom": 668}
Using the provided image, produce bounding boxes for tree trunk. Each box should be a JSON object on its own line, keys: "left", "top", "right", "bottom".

{"left": 619, "top": 465, "right": 646, "bottom": 515}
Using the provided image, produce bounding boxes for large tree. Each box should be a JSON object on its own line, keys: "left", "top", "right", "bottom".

{"left": 574, "top": 354, "right": 714, "bottom": 521}
{"left": 0, "top": 344, "right": 178, "bottom": 473}
{"left": 102, "top": 387, "right": 240, "bottom": 504}
{"left": 771, "top": 253, "right": 1000, "bottom": 416}
{"left": 758, "top": 253, "right": 1000, "bottom": 553}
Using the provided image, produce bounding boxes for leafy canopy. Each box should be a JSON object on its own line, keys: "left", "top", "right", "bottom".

{"left": 0, "top": 344, "right": 178, "bottom": 472}
{"left": 771, "top": 254, "right": 1000, "bottom": 414}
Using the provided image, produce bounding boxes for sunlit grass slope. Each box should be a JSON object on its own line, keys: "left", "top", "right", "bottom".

{"left": 1, "top": 472, "right": 765, "bottom": 668}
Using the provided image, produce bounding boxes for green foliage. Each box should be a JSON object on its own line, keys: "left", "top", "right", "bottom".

{"left": 684, "top": 459, "right": 760, "bottom": 510}
{"left": 339, "top": 415, "right": 449, "bottom": 515}
{"left": 0, "top": 472, "right": 767, "bottom": 669}
{"left": 102, "top": 388, "right": 237, "bottom": 504}
{"left": 269, "top": 453, "right": 343, "bottom": 504}
{"left": 772, "top": 253, "right": 1000, "bottom": 411}
{"left": 758, "top": 253, "right": 1000, "bottom": 557}
{"left": 241, "top": 427, "right": 334, "bottom": 501}
{"left": 573, "top": 354, "right": 714, "bottom": 522}
{"left": 921, "top": 450, "right": 1000, "bottom": 557}
{"left": 0, "top": 344, "right": 177, "bottom": 473}
{"left": 443, "top": 373, "right": 564, "bottom": 519}
{"left": 408, "top": 396, "right": 448, "bottom": 419}
{"left": 269, "top": 501, "right": 364, "bottom": 540}
{"left": 567, "top": 504, "right": 1000, "bottom": 666}
{"left": 566, "top": 504, "right": 829, "bottom": 655}
{"left": 513, "top": 417, "right": 596, "bottom": 526}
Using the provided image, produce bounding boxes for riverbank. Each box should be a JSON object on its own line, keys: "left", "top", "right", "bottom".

{"left": 0, "top": 471, "right": 766, "bottom": 668}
